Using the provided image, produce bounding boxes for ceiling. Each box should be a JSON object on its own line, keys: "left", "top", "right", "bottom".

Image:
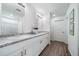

{"left": 31, "top": 3, "right": 70, "bottom": 17}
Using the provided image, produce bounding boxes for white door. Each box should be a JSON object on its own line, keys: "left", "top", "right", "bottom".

{"left": 53, "top": 20, "right": 66, "bottom": 43}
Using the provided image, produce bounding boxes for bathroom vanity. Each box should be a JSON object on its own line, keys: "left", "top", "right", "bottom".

{"left": 0, "top": 32, "right": 50, "bottom": 56}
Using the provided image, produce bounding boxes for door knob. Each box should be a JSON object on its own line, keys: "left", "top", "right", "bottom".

{"left": 62, "top": 32, "right": 64, "bottom": 33}
{"left": 40, "top": 40, "right": 42, "bottom": 44}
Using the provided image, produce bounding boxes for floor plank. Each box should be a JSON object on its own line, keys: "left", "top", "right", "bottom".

{"left": 40, "top": 41, "right": 71, "bottom": 56}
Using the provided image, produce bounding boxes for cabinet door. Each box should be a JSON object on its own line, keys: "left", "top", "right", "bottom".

{"left": 32, "top": 37, "right": 40, "bottom": 56}
{"left": 25, "top": 38, "right": 40, "bottom": 56}
{"left": 22, "top": 34, "right": 49, "bottom": 56}
{"left": 7, "top": 51, "right": 20, "bottom": 56}
{"left": 44, "top": 34, "right": 49, "bottom": 46}
{"left": 40, "top": 34, "right": 49, "bottom": 52}
{"left": 0, "top": 38, "right": 29, "bottom": 56}
{"left": 7, "top": 46, "right": 27, "bottom": 56}
{"left": 7, "top": 48, "right": 22, "bottom": 56}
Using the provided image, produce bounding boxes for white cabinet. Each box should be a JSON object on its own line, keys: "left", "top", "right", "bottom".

{"left": 26, "top": 34, "right": 49, "bottom": 56}
{"left": 0, "top": 33, "right": 49, "bottom": 56}
{"left": 39, "top": 34, "right": 49, "bottom": 53}
{"left": 7, "top": 47, "right": 27, "bottom": 56}
{"left": 26, "top": 38, "right": 40, "bottom": 56}
{"left": 7, "top": 49, "right": 21, "bottom": 56}
{"left": 0, "top": 38, "right": 29, "bottom": 56}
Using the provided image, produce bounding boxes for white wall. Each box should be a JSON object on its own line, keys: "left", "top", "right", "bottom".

{"left": 38, "top": 13, "right": 50, "bottom": 32}
{"left": 78, "top": 4, "right": 79, "bottom": 56}
{"left": 66, "top": 3, "right": 79, "bottom": 56}
{"left": 0, "top": 4, "right": 1, "bottom": 14}
{"left": 64, "top": 16, "right": 68, "bottom": 44}
{"left": 50, "top": 17, "right": 54, "bottom": 41}
{"left": 0, "top": 4, "right": 1, "bottom": 35}
{"left": 22, "top": 4, "right": 37, "bottom": 33}
{"left": 18, "top": 17, "right": 23, "bottom": 34}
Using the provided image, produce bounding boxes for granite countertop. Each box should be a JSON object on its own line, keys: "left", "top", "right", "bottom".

{"left": 0, "top": 31, "right": 49, "bottom": 48}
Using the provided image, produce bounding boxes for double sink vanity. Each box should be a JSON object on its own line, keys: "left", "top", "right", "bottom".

{"left": 0, "top": 31, "right": 50, "bottom": 56}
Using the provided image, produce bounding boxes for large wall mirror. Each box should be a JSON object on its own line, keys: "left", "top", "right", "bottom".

{"left": 69, "top": 8, "right": 74, "bottom": 36}
{"left": 0, "top": 3, "right": 25, "bottom": 36}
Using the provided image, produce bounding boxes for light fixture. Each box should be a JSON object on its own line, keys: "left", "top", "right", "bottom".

{"left": 18, "top": 3, "right": 25, "bottom": 8}
{"left": 16, "top": 8, "right": 21, "bottom": 12}
{"left": 53, "top": 14, "right": 56, "bottom": 17}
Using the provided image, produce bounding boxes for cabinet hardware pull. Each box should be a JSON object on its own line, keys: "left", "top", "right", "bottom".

{"left": 25, "top": 49, "right": 26, "bottom": 55}
{"left": 40, "top": 40, "right": 42, "bottom": 44}
{"left": 21, "top": 51, "right": 23, "bottom": 56}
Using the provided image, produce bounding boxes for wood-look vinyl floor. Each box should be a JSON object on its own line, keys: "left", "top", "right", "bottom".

{"left": 40, "top": 41, "right": 71, "bottom": 56}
